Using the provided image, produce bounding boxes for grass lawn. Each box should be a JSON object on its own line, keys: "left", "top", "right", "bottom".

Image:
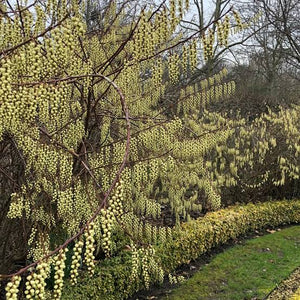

{"left": 162, "top": 225, "right": 300, "bottom": 300}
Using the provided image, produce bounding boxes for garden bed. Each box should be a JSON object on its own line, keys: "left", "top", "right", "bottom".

{"left": 62, "top": 199, "right": 300, "bottom": 300}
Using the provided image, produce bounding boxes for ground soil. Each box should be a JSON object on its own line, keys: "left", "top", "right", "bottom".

{"left": 266, "top": 267, "right": 300, "bottom": 299}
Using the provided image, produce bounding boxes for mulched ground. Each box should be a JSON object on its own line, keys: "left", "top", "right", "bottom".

{"left": 266, "top": 267, "right": 300, "bottom": 299}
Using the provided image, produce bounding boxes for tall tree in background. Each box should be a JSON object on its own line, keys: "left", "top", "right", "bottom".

{"left": 229, "top": 0, "right": 300, "bottom": 115}
{"left": 259, "top": 0, "right": 300, "bottom": 67}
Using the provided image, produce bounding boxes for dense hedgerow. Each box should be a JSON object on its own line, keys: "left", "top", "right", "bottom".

{"left": 61, "top": 199, "right": 300, "bottom": 300}
{"left": 160, "top": 199, "right": 300, "bottom": 272}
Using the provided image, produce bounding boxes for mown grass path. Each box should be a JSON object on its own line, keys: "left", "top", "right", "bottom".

{"left": 162, "top": 225, "right": 300, "bottom": 300}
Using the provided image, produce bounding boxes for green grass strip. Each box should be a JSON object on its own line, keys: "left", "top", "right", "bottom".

{"left": 163, "top": 225, "right": 300, "bottom": 300}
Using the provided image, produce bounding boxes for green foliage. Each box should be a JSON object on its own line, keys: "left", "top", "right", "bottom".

{"left": 159, "top": 199, "right": 300, "bottom": 272}
{"left": 62, "top": 254, "right": 135, "bottom": 300}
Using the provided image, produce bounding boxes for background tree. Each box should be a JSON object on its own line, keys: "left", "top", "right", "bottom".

{"left": 258, "top": 0, "right": 300, "bottom": 67}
